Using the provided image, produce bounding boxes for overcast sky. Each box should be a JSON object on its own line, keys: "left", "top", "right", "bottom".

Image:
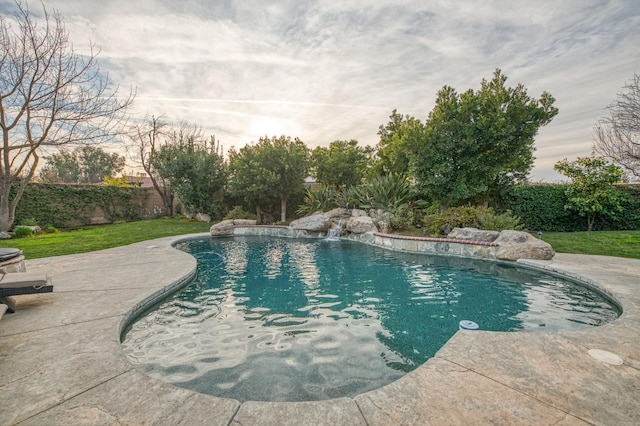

{"left": 3, "top": 0, "right": 639, "bottom": 181}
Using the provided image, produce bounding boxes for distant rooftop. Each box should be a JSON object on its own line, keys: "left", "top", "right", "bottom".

{"left": 125, "top": 175, "right": 156, "bottom": 188}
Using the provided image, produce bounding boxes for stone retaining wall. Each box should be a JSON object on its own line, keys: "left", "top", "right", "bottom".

{"left": 229, "top": 226, "right": 498, "bottom": 260}
{"left": 369, "top": 232, "right": 498, "bottom": 259}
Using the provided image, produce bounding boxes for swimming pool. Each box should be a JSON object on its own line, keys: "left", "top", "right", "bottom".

{"left": 121, "top": 236, "right": 620, "bottom": 402}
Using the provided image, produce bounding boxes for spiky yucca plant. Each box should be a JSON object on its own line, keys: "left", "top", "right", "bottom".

{"left": 296, "top": 186, "right": 337, "bottom": 216}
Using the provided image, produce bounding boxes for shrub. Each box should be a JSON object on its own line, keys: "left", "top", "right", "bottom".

{"left": 14, "top": 226, "right": 33, "bottom": 238}
{"left": 42, "top": 224, "right": 59, "bottom": 234}
{"left": 388, "top": 204, "right": 415, "bottom": 232}
{"left": 224, "top": 205, "right": 257, "bottom": 221}
{"left": 422, "top": 205, "right": 523, "bottom": 236}
{"left": 476, "top": 209, "right": 522, "bottom": 231}
{"left": 422, "top": 205, "right": 477, "bottom": 235}
{"left": 19, "top": 218, "right": 38, "bottom": 226}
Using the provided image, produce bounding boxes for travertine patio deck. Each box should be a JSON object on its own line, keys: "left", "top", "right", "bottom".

{"left": 0, "top": 233, "right": 638, "bottom": 425}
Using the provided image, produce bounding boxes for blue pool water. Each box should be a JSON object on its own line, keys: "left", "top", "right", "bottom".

{"left": 121, "top": 237, "right": 620, "bottom": 402}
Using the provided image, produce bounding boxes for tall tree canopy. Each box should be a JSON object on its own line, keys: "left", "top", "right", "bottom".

{"left": 594, "top": 73, "right": 640, "bottom": 179}
{"left": 411, "top": 69, "right": 557, "bottom": 207}
{"left": 228, "top": 136, "right": 309, "bottom": 223}
{"left": 0, "top": 2, "right": 133, "bottom": 230}
{"left": 373, "top": 110, "right": 423, "bottom": 178}
{"left": 39, "top": 146, "right": 125, "bottom": 183}
{"left": 311, "top": 139, "right": 373, "bottom": 188}
{"left": 228, "top": 143, "right": 278, "bottom": 223}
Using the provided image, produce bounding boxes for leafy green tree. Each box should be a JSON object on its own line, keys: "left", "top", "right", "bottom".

{"left": 311, "top": 140, "right": 373, "bottom": 188}
{"left": 372, "top": 110, "right": 423, "bottom": 178}
{"left": 128, "top": 117, "right": 219, "bottom": 217}
{"left": 228, "top": 144, "right": 278, "bottom": 223}
{"left": 39, "top": 146, "right": 125, "bottom": 183}
{"left": 228, "top": 136, "right": 309, "bottom": 223}
{"left": 78, "top": 146, "right": 126, "bottom": 183}
{"left": 39, "top": 150, "right": 80, "bottom": 183}
{"left": 265, "top": 136, "right": 309, "bottom": 222}
{"left": 554, "top": 154, "right": 625, "bottom": 231}
{"left": 154, "top": 135, "right": 226, "bottom": 218}
{"left": 412, "top": 69, "right": 558, "bottom": 207}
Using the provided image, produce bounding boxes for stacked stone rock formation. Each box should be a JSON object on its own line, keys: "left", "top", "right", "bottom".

{"left": 209, "top": 219, "right": 257, "bottom": 236}
{"left": 210, "top": 213, "right": 556, "bottom": 261}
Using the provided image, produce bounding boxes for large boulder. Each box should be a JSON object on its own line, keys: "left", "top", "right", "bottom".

{"left": 195, "top": 213, "right": 211, "bottom": 223}
{"left": 233, "top": 219, "right": 258, "bottom": 227}
{"left": 369, "top": 209, "right": 393, "bottom": 233}
{"left": 210, "top": 220, "right": 234, "bottom": 236}
{"left": 210, "top": 219, "right": 257, "bottom": 236}
{"left": 290, "top": 213, "right": 331, "bottom": 232}
{"left": 494, "top": 230, "right": 555, "bottom": 261}
{"left": 447, "top": 227, "right": 500, "bottom": 242}
{"left": 346, "top": 215, "right": 377, "bottom": 234}
{"left": 325, "top": 208, "right": 352, "bottom": 224}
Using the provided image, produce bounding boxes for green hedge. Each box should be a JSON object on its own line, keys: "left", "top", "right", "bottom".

{"left": 501, "top": 183, "right": 640, "bottom": 232}
{"left": 598, "top": 184, "right": 640, "bottom": 231}
{"left": 14, "top": 183, "right": 150, "bottom": 228}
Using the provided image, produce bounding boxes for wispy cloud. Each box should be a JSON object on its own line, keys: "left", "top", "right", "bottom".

{"left": 137, "top": 97, "right": 389, "bottom": 110}
{"left": 3, "top": 0, "right": 639, "bottom": 180}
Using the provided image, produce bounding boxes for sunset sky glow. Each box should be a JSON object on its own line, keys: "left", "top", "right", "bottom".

{"left": 3, "top": 0, "right": 639, "bottom": 181}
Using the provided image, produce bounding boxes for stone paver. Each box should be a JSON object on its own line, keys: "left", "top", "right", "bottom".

{"left": 232, "top": 399, "right": 366, "bottom": 426}
{"left": 0, "top": 233, "right": 639, "bottom": 425}
{"left": 354, "top": 357, "right": 588, "bottom": 425}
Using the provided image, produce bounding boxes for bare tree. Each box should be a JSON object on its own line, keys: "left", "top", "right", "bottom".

{"left": 127, "top": 115, "right": 175, "bottom": 216}
{"left": 594, "top": 74, "right": 640, "bottom": 179}
{"left": 0, "top": 2, "right": 134, "bottom": 231}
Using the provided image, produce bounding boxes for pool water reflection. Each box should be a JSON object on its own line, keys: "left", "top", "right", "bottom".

{"left": 121, "top": 237, "right": 620, "bottom": 402}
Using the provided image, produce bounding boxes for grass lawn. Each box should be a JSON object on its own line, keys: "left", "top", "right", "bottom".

{"left": 540, "top": 230, "right": 640, "bottom": 260}
{"left": 0, "top": 218, "right": 211, "bottom": 259}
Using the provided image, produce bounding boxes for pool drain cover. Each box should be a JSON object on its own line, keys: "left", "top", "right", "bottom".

{"left": 587, "top": 349, "right": 623, "bottom": 365}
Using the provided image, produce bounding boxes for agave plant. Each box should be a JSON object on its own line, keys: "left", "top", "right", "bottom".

{"left": 335, "top": 185, "right": 366, "bottom": 209}
{"left": 361, "top": 174, "right": 415, "bottom": 210}
{"left": 296, "top": 186, "right": 337, "bottom": 216}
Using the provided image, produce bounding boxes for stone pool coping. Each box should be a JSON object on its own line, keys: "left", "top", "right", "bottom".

{"left": 0, "top": 232, "right": 638, "bottom": 425}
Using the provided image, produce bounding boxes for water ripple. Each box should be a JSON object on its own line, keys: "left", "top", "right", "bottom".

{"left": 123, "top": 237, "right": 620, "bottom": 402}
